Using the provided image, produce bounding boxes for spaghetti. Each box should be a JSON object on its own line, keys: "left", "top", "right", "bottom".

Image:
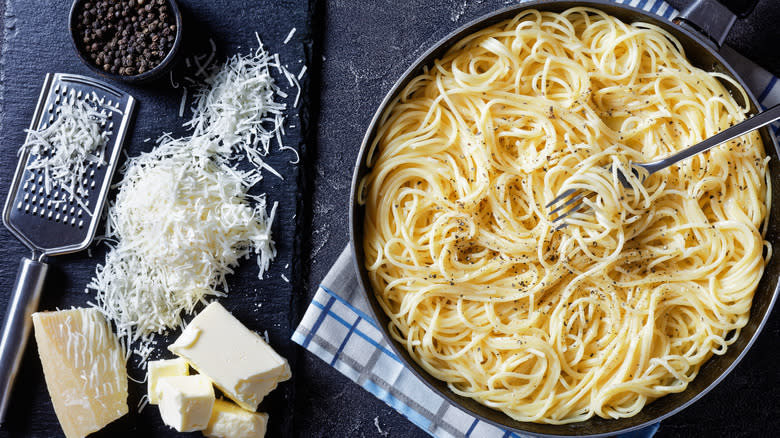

{"left": 360, "top": 7, "right": 771, "bottom": 423}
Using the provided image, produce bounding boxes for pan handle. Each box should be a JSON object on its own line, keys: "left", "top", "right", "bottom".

{"left": 0, "top": 257, "right": 47, "bottom": 423}
{"left": 674, "top": 0, "right": 736, "bottom": 48}
{"left": 674, "top": 0, "right": 760, "bottom": 49}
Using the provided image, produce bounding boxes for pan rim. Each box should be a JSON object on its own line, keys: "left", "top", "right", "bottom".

{"left": 348, "top": 1, "right": 780, "bottom": 436}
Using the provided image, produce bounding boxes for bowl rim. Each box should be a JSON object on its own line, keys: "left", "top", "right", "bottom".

{"left": 67, "top": 0, "right": 183, "bottom": 84}
{"left": 347, "top": 1, "right": 780, "bottom": 436}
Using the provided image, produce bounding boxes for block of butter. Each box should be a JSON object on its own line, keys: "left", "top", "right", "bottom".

{"left": 158, "top": 374, "right": 215, "bottom": 432}
{"left": 168, "top": 302, "right": 291, "bottom": 411}
{"left": 204, "top": 399, "right": 268, "bottom": 438}
{"left": 147, "top": 358, "right": 189, "bottom": 404}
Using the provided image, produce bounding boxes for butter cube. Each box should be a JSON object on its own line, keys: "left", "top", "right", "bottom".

{"left": 147, "top": 358, "right": 189, "bottom": 404}
{"left": 204, "top": 399, "right": 268, "bottom": 438}
{"left": 168, "top": 302, "right": 291, "bottom": 411}
{"left": 158, "top": 375, "right": 215, "bottom": 432}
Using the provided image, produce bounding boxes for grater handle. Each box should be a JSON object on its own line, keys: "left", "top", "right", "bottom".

{"left": 0, "top": 257, "right": 47, "bottom": 424}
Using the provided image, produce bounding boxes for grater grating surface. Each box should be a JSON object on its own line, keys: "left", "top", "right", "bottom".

{"left": 2, "top": 73, "right": 136, "bottom": 257}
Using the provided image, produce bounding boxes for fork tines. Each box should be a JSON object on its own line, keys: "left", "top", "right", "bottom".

{"left": 545, "top": 188, "right": 587, "bottom": 230}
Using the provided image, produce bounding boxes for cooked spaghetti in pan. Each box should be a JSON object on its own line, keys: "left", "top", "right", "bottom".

{"left": 359, "top": 7, "right": 771, "bottom": 424}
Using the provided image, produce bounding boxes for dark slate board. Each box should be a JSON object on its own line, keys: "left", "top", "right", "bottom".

{"left": 0, "top": 1, "right": 311, "bottom": 437}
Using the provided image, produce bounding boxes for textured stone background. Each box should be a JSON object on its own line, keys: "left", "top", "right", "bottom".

{"left": 0, "top": 0, "right": 778, "bottom": 437}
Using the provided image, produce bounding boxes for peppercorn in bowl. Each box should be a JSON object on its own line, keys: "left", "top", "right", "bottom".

{"left": 69, "top": 0, "right": 183, "bottom": 83}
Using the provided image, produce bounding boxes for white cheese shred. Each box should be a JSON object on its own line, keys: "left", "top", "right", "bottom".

{"left": 283, "top": 27, "right": 296, "bottom": 44}
{"left": 137, "top": 395, "right": 149, "bottom": 413}
{"left": 169, "top": 71, "right": 179, "bottom": 89}
{"left": 374, "top": 417, "right": 389, "bottom": 437}
{"left": 178, "top": 87, "right": 188, "bottom": 118}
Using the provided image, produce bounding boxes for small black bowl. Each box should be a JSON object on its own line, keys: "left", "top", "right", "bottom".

{"left": 68, "top": 0, "right": 183, "bottom": 84}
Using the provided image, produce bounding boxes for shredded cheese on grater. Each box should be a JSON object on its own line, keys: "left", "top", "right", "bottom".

{"left": 88, "top": 37, "right": 297, "bottom": 358}
{"left": 21, "top": 100, "right": 109, "bottom": 215}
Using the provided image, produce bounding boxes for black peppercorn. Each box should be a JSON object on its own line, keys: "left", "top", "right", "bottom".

{"left": 74, "top": 0, "right": 177, "bottom": 77}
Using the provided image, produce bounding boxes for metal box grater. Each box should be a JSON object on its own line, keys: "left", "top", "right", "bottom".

{"left": 0, "top": 73, "right": 136, "bottom": 422}
{"left": 3, "top": 73, "right": 135, "bottom": 256}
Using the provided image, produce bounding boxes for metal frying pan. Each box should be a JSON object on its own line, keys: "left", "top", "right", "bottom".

{"left": 349, "top": 0, "right": 780, "bottom": 436}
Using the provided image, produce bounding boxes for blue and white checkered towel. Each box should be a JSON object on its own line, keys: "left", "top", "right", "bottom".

{"left": 292, "top": 1, "right": 780, "bottom": 436}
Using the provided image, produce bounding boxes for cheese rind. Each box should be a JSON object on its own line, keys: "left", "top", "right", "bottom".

{"left": 32, "top": 308, "right": 128, "bottom": 438}
{"left": 158, "top": 375, "right": 215, "bottom": 432}
{"left": 204, "top": 399, "right": 268, "bottom": 438}
{"left": 147, "top": 358, "right": 189, "bottom": 404}
{"left": 168, "top": 302, "right": 290, "bottom": 411}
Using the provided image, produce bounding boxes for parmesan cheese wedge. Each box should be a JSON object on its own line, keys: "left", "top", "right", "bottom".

{"left": 32, "top": 308, "right": 128, "bottom": 438}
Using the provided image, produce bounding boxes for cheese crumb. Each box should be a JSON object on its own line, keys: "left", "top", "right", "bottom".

{"left": 374, "top": 416, "right": 388, "bottom": 437}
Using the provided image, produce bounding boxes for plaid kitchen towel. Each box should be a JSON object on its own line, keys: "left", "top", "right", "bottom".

{"left": 292, "top": 1, "right": 780, "bottom": 437}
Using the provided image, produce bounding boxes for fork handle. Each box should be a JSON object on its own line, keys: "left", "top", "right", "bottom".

{"left": 642, "top": 102, "right": 780, "bottom": 174}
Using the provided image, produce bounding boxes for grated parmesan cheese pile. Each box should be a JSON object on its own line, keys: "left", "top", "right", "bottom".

{"left": 184, "top": 36, "right": 301, "bottom": 169}
{"left": 88, "top": 37, "right": 300, "bottom": 358}
{"left": 22, "top": 100, "right": 109, "bottom": 215}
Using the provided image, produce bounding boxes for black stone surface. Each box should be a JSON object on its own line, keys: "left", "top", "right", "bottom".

{"left": 1, "top": 0, "right": 779, "bottom": 437}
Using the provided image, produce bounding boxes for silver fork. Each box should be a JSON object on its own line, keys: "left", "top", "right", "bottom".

{"left": 546, "top": 102, "right": 780, "bottom": 229}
